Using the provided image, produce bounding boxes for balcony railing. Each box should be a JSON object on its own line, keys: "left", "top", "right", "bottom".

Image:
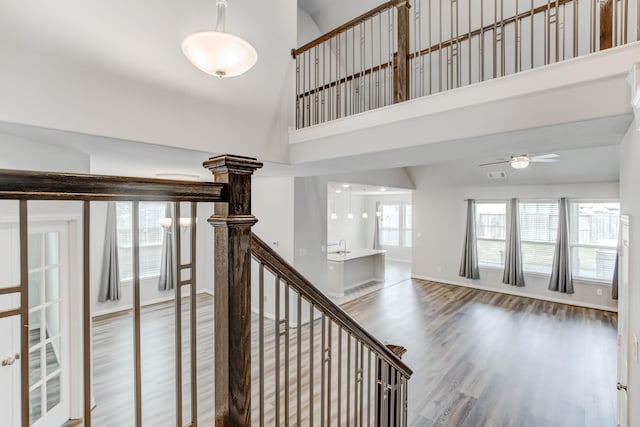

{"left": 293, "top": 0, "right": 637, "bottom": 128}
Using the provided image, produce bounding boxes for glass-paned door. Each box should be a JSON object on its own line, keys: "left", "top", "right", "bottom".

{"left": 28, "top": 224, "right": 69, "bottom": 427}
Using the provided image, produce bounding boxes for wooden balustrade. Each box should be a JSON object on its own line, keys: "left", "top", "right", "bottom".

{"left": 293, "top": 0, "right": 637, "bottom": 128}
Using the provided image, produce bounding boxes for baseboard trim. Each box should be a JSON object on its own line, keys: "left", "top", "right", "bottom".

{"left": 92, "top": 289, "right": 214, "bottom": 318}
{"left": 411, "top": 275, "right": 618, "bottom": 313}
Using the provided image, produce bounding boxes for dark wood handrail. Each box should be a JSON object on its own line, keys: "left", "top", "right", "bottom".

{"left": 293, "top": 1, "right": 398, "bottom": 58}
{"left": 0, "top": 169, "right": 226, "bottom": 202}
{"left": 294, "top": 0, "right": 572, "bottom": 101}
{"left": 250, "top": 232, "right": 413, "bottom": 378}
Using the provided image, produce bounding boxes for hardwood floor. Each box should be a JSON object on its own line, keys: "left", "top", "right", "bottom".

{"left": 342, "top": 279, "right": 618, "bottom": 427}
{"left": 91, "top": 280, "right": 617, "bottom": 427}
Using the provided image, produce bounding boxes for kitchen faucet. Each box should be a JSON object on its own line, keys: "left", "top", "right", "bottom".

{"left": 338, "top": 239, "right": 346, "bottom": 252}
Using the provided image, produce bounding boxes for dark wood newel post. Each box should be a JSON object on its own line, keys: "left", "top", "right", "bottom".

{"left": 204, "top": 154, "right": 263, "bottom": 427}
{"left": 394, "top": 0, "right": 411, "bottom": 103}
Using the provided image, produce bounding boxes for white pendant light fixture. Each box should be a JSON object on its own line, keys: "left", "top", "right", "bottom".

{"left": 361, "top": 212, "right": 369, "bottom": 219}
{"left": 182, "top": 0, "right": 258, "bottom": 78}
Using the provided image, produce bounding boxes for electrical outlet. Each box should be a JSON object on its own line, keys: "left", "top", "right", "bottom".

{"left": 596, "top": 288, "right": 603, "bottom": 296}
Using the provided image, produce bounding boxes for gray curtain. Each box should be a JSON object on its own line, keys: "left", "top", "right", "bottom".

{"left": 158, "top": 203, "right": 176, "bottom": 291}
{"left": 373, "top": 202, "right": 381, "bottom": 250}
{"left": 98, "top": 202, "right": 121, "bottom": 302}
{"left": 503, "top": 198, "right": 525, "bottom": 287}
{"left": 459, "top": 199, "right": 480, "bottom": 279}
{"left": 549, "top": 197, "right": 574, "bottom": 293}
{"left": 611, "top": 250, "right": 619, "bottom": 300}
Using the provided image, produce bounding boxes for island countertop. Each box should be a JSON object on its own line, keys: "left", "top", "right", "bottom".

{"left": 327, "top": 248, "right": 386, "bottom": 262}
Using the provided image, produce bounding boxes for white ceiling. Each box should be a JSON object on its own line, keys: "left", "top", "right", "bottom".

{"left": 0, "top": 0, "right": 295, "bottom": 115}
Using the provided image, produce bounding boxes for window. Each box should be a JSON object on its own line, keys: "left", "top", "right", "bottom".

{"left": 570, "top": 202, "right": 619, "bottom": 281}
{"left": 475, "top": 202, "right": 506, "bottom": 267}
{"left": 380, "top": 203, "right": 412, "bottom": 248}
{"left": 519, "top": 202, "right": 558, "bottom": 274}
{"left": 116, "top": 202, "right": 167, "bottom": 281}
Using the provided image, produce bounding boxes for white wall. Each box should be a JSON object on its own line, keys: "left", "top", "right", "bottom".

{"left": 620, "top": 120, "right": 640, "bottom": 425}
{"left": 0, "top": 132, "right": 90, "bottom": 173}
{"left": 298, "top": 7, "right": 323, "bottom": 46}
{"left": 409, "top": 164, "right": 619, "bottom": 310}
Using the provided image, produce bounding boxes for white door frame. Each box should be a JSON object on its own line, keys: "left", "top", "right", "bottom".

{"left": 617, "top": 215, "right": 630, "bottom": 427}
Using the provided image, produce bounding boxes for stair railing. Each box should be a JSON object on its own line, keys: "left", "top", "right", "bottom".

{"left": 250, "top": 233, "right": 413, "bottom": 426}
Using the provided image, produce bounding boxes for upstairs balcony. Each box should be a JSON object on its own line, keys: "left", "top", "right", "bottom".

{"left": 290, "top": 0, "right": 639, "bottom": 166}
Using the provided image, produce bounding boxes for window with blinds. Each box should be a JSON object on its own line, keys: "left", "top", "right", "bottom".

{"left": 570, "top": 202, "right": 620, "bottom": 281}
{"left": 116, "top": 202, "right": 167, "bottom": 281}
{"left": 380, "top": 203, "right": 412, "bottom": 248}
{"left": 519, "top": 202, "right": 558, "bottom": 274}
{"left": 475, "top": 202, "right": 506, "bottom": 267}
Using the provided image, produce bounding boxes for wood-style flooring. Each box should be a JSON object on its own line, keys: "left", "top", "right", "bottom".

{"left": 91, "top": 279, "right": 617, "bottom": 427}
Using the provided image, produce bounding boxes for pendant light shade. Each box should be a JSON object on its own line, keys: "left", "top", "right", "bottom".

{"left": 182, "top": 0, "right": 257, "bottom": 78}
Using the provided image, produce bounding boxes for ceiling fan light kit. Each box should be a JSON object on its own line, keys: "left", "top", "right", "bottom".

{"left": 510, "top": 155, "right": 530, "bottom": 169}
{"left": 182, "top": 0, "right": 258, "bottom": 78}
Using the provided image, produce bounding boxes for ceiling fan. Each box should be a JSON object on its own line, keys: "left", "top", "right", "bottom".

{"left": 478, "top": 153, "right": 560, "bottom": 169}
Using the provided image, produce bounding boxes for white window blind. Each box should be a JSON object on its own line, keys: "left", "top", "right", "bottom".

{"left": 116, "top": 202, "right": 166, "bottom": 281}
{"left": 519, "top": 202, "right": 558, "bottom": 274}
{"left": 475, "top": 202, "right": 506, "bottom": 266}
{"left": 570, "top": 202, "right": 619, "bottom": 281}
{"left": 381, "top": 204, "right": 400, "bottom": 246}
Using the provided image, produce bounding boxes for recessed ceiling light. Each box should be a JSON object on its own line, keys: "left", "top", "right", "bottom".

{"left": 379, "top": 188, "right": 387, "bottom": 192}
{"left": 335, "top": 190, "right": 342, "bottom": 194}
{"left": 342, "top": 184, "right": 350, "bottom": 188}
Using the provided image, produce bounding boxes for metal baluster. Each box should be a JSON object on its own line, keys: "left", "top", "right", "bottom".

{"left": 500, "top": 0, "right": 505, "bottom": 76}
{"left": 359, "top": 341, "right": 364, "bottom": 427}
{"left": 562, "top": 3, "right": 566, "bottom": 60}
{"left": 389, "top": 367, "right": 396, "bottom": 426}
{"left": 329, "top": 37, "right": 333, "bottom": 121}
{"left": 82, "top": 201, "right": 91, "bottom": 427}
{"left": 284, "top": 285, "right": 290, "bottom": 426}
{"left": 321, "top": 314, "right": 326, "bottom": 427}
{"left": 360, "top": 22, "right": 365, "bottom": 112}
{"left": 306, "top": 50, "right": 311, "bottom": 126}
{"left": 381, "top": 360, "right": 388, "bottom": 425}
{"left": 189, "top": 202, "right": 197, "bottom": 426}
{"left": 337, "top": 327, "right": 342, "bottom": 426}
{"left": 493, "top": 0, "right": 497, "bottom": 78}
{"left": 455, "top": 0, "right": 460, "bottom": 87}
{"left": 515, "top": 0, "right": 520, "bottom": 73}
{"left": 439, "top": 0, "right": 443, "bottom": 92}
{"left": 468, "top": 0, "right": 472, "bottom": 85}
{"left": 174, "top": 203, "right": 183, "bottom": 427}
{"left": 275, "top": 277, "right": 280, "bottom": 425}
{"left": 309, "top": 302, "right": 314, "bottom": 426}
{"left": 315, "top": 45, "right": 319, "bottom": 126}
{"left": 296, "top": 292, "right": 302, "bottom": 426}
{"left": 549, "top": 0, "right": 560, "bottom": 62}
{"left": 354, "top": 340, "right": 359, "bottom": 426}
{"left": 373, "top": 355, "right": 379, "bottom": 427}
{"left": 259, "top": 264, "right": 265, "bottom": 426}
{"left": 132, "top": 201, "right": 142, "bottom": 427}
{"left": 327, "top": 320, "right": 332, "bottom": 427}
{"left": 322, "top": 42, "right": 326, "bottom": 123}
{"left": 337, "top": 33, "right": 341, "bottom": 119}
{"left": 590, "top": 0, "right": 595, "bottom": 52}
{"left": 403, "top": 377, "right": 408, "bottom": 427}
{"left": 367, "top": 348, "right": 372, "bottom": 427}
{"left": 573, "top": 0, "right": 579, "bottom": 57}
{"left": 614, "top": 0, "right": 618, "bottom": 46}
{"left": 545, "top": 0, "right": 550, "bottom": 65}
{"left": 429, "top": 0, "right": 433, "bottom": 94}
{"left": 295, "top": 56, "right": 300, "bottom": 128}
{"left": 379, "top": 12, "right": 382, "bottom": 107}
{"left": 480, "top": 0, "right": 485, "bottom": 81}
{"left": 346, "top": 334, "right": 351, "bottom": 426}
{"left": 369, "top": 16, "right": 374, "bottom": 110}
{"left": 418, "top": 0, "right": 424, "bottom": 97}
{"left": 531, "top": 0, "right": 534, "bottom": 68}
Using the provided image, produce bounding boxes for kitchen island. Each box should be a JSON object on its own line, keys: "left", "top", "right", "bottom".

{"left": 326, "top": 249, "right": 386, "bottom": 298}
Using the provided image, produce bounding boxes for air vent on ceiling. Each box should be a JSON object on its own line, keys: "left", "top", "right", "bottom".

{"left": 487, "top": 171, "right": 507, "bottom": 180}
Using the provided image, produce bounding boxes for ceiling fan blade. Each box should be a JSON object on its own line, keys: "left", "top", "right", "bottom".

{"left": 530, "top": 153, "right": 560, "bottom": 160}
{"left": 478, "top": 160, "right": 509, "bottom": 167}
{"left": 531, "top": 158, "right": 560, "bottom": 163}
